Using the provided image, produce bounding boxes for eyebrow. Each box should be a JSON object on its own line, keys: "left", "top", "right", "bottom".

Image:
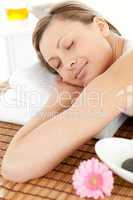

{"left": 47, "top": 35, "right": 63, "bottom": 62}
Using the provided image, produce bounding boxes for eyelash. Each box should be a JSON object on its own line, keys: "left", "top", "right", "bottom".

{"left": 66, "top": 40, "right": 74, "bottom": 49}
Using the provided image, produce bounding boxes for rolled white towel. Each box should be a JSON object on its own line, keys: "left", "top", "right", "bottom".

{"left": 0, "top": 62, "right": 128, "bottom": 139}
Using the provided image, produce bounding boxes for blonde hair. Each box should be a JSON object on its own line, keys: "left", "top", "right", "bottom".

{"left": 32, "top": 0, "right": 121, "bottom": 74}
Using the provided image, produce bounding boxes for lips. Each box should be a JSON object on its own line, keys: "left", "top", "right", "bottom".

{"left": 75, "top": 61, "right": 88, "bottom": 79}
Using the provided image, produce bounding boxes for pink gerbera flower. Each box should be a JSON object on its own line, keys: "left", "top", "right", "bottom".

{"left": 72, "top": 157, "right": 114, "bottom": 199}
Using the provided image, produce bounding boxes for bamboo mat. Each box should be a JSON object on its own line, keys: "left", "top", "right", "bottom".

{"left": 0, "top": 118, "right": 133, "bottom": 200}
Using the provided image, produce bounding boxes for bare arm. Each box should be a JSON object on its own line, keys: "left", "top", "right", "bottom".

{"left": 7, "top": 78, "right": 82, "bottom": 148}
{"left": 8, "top": 91, "right": 68, "bottom": 147}
{"left": 1, "top": 50, "right": 133, "bottom": 183}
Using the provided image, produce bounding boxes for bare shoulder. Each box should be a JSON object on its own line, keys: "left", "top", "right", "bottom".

{"left": 69, "top": 50, "right": 133, "bottom": 117}
{"left": 108, "top": 49, "right": 133, "bottom": 85}
{"left": 69, "top": 70, "right": 119, "bottom": 115}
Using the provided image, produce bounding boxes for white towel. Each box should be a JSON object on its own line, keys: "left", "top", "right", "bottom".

{"left": 0, "top": 62, "right": 128, "bottom": 139}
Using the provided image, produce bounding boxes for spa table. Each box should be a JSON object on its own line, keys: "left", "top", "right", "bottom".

{"left": 0, "top": 118, "right": 133, "bottom": 200}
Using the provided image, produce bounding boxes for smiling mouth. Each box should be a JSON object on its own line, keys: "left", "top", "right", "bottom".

{"left": 75, "top": 61, "right": 88, "bottom": 80}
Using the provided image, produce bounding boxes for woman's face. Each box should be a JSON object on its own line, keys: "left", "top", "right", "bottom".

{"left": 39, "top": 16, "right": 113, "bottom": 87}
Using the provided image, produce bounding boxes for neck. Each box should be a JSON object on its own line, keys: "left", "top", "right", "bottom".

{"left": 107, "top": 32, "right": 125, "bottom": 64}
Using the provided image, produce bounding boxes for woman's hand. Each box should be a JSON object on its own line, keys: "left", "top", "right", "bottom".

{"left": 54, "top": 75, "right": 84, "bottom": 109}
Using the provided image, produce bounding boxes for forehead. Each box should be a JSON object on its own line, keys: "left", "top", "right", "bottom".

{"left": 39, "top": 19, "right": 85, "bottom": 60}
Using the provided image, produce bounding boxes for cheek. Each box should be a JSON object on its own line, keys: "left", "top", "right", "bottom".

{"left": 84, "top": 35, "right": 112, "bottom": 65}
{"left": 75, "top": 34, "right": 99, "bottom": 60}
{"left": 59, "top": 69, "right": 73, "bottom": 82}
{"left": 96, "top": 41, "right": 112, "bottom": 66}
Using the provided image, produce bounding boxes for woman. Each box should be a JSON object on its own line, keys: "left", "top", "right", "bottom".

{"left": 1, "top": 1, "right": 133, "bottom": 183}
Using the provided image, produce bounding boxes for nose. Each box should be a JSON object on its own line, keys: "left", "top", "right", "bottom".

{"left": 66, "top": 59, "right": 77, "bottom": 70}
{"left": 66, "top": 57, "right": 88, "bottom": 77}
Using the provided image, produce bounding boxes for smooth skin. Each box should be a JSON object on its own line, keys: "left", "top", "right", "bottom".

{"left": 39, "top": 16, "right": 124, "bottom": 87}
{"left": 1, "top": 16, "right": 133, "bottom": 183}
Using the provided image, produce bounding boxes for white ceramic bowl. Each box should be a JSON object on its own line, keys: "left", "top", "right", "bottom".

{"left": 95, "top": 137, "right": 133, "bottom": 183}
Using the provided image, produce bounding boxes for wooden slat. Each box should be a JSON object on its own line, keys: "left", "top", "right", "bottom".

{"left": 0, "top": 117, "right": 133, "bottom": 200}
{"left": 0, "top": 121, "right": 22, "bottom": 130}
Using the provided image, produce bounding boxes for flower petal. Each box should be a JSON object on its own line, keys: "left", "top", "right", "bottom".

{"left": 72, "top": 157, "right": 114, "bottom": 199}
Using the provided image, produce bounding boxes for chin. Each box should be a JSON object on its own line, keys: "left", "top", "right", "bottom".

{"left": 82, "top": 75, "right": 97, "bottom": 87}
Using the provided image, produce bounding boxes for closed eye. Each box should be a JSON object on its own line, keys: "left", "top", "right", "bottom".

{"left": 49, "top": 40, "right": 74, "bottom": 69}
{"left": 49, "top": 58, "right": 60, "bottom": 69}
{"left": 65, "top": 40, "right": 74, "bottom": 50}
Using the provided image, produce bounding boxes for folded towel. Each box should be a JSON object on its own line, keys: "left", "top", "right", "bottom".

{"left": 0, "top": 62, "right": 128, "bottom": 139}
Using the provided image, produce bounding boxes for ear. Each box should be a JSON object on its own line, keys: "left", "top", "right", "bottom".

{"left": 93, "top": 16, "right": 110, "bottom": 37}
